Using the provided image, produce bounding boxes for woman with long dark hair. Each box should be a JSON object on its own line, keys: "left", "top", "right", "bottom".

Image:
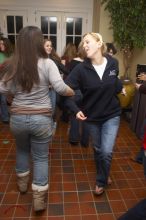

{"left": 0, "top": 26, "right": 74, "bottom": 212}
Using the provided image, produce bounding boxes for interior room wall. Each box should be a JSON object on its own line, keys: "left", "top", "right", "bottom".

{"left": 131, "top": 49, "right": 146, "bottom": 81}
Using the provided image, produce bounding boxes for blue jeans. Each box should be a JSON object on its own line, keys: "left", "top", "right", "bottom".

{"left": 135, "top": 119, "right": 146, "bottom": 163}
{"left": 0, "top": 94, "right": 9, "bottom": 122}
{"left": 10, "top": 114, "right": 52, "bottom": 186}
{"left": 86, "top": 116, "right": 120, "bottom": 187}
{"left": 143, "top": 153, "right": 146, "bottom": 176}
{"left": 69, "top": 116, "right": 89, "bottom": 145}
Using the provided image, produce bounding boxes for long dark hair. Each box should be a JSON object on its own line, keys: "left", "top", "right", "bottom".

{"left": 0, "top": 26, "right": 48, "bottom": 92}
{"left": 44, "top": 38, "right": 61, "bottom": 63}
{"left": 0, "top": 37, "right": 13, "bottom": 56}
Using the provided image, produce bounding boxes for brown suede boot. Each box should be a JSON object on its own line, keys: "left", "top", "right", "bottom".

{"left": 32, "top": 184, "right": 48, "bottom": 212}
{"left": 17, "top": 171, "right": 30, "bottom": 193}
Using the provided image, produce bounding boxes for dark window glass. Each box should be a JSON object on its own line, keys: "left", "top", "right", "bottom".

{"left": 44, "top": 35, "right": 49, "bottom": 39}
{"left": 75, "top": 37, "right": 81, "bottom": 48}
{"left": 16, "top": 16, "right": 23, "bottom": 33}
{"left": 75, "top": 18, "right": 82, "bottom": 35}
{"left": 8, "top": 35, "right": 15, "bottom": 45}
{"left": 66, "top": 36, "right": 73, "bottom": 45}
{"left": 41, "top": 16, "right": 48, "bottom": 34}
{"left": 50, "top": 36, "right": 57, "bottom": 50}
{"left": 49, "top": 17, "right": 57, "bottom": 35}
{"left": 66, "top": 17, "right": 73, "bottom": 35}
{"left": 7, "top": 16, "right": 14, "bottom": 33}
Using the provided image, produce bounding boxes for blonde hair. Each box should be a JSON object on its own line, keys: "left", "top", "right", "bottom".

{"left": 82, "top": 32, "right": 106, "bottom": 54}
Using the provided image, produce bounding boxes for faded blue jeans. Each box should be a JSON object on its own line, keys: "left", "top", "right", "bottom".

{"left": 10, "top": 114, "right": 52, "bottom": 186}
{"left": 86, "top": 116, "right": 120, "bottom": 187}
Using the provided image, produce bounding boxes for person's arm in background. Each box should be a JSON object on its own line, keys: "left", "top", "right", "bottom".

{"left": 46, "top": 59, "right": 74, "bottom": 97}
{"left": 55, "top": 60, "right": 69, "bottom": 77}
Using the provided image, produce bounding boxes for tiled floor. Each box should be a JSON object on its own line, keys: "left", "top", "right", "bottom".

{"left": 0, "top": 115, "right": 146, "bottom": 220}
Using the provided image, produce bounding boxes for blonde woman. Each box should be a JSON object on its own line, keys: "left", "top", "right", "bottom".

{"left": 65, "top": 32, "right": 123, "bottom": 195}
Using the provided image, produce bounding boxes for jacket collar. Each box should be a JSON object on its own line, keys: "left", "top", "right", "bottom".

{"left": 83, "top": 54, "right": 115, "bottom": 71}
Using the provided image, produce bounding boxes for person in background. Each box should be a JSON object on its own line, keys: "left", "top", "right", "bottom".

{"left": 66, "top": 42, "right": 89, "bottom": 147}
{"left": 65, "top": 32, "right": 123, "bottom": 195}
{"left": 0, "top": 37, "right": 13, "bottom": 123}
{"left": 60, "top": 42, "right": 77, "bottom": 122}
{"left": 44, "top": 39, "right": 69, "bottom": 80}
{"left": 135, "top": 73, "right": 146, "bottom": 174}
{"left": 106, "top": 42, "right": 117, "bottom": 57}
{"left": 0, "top": 26, "right": 74, "bottom": 212}
{"left": 106, "top": 42, "right": 119, "bottom": 69}
{"left": 118, "top": 198, "right": 146, "bottom": 220}
{"left": 131, "top": 119, "right": 146, "bottom": 165}
{"left": 61, "top": 42, "right": 77, "bottom": 71}
{"left": 44, "top": 39, "right": 69, "bottom": 134}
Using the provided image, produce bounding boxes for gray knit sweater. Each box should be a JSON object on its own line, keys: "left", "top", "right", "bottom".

{"left": 0, "top": 58, "right": 69, "bottom": 114}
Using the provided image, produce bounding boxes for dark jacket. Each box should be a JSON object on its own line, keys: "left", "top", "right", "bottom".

{"left": 52, "top": 59, "right": 69, "bottom": 76}
{"left": 139, "top": 82, "right": 146, "bottom": 94}
{"left": 65, "top": 55, "right": 123, "bottom": 122}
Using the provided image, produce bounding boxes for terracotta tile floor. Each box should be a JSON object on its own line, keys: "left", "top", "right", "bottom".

{"left": 0, "top": 116, "right": 146, "bottom": 220}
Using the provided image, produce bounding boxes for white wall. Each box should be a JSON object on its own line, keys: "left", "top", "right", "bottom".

{"left": 99, "top": 5, "right": 113, "bottom": 42}
{"left": 99, "top": 5, "right": 124, "bottom": 76}
{"left": 0, "top": 0, "right": 92, "bottom": 9}
{"left": 0, "top": 0, "right": 93, "bottom": 29}
{"left": 131, "top": 48, "right": 146, "bottom": 80}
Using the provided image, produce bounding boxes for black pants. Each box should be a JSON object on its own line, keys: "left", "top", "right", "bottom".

{"left": 118, "top": 199, "right": 146, "bottom": 220}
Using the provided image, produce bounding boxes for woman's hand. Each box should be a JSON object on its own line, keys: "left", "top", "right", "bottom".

{"left": 137, "top": 73, "right": 146, "bottom": 81}
{"left": 76, "top": 111, "right": 87, "bottom": 121}
{"left": 121, "top": 87, "right": 127, "bottom": 96}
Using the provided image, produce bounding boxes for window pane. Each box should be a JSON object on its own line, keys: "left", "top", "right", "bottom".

{"left": 41, "top": 16, "right": 48, "bottom": 34}
{"left": 75, "top": 37, "right": 81, "bottom": 48}
{"left": 8, "top": 35, "right": 15, "bottom": 46}
{"left": 44, "top": 35, "right": 49, "bottom": 39}
{"left": 66, "top": 17, "right": 73, "bottom": 35}
{"left": 75, "top": 18, "right": 82, "bottom": 35}
{"left": 66, "top": 36, "right": 73, "bottom": 45}
{"left": 16, "top": 16, "right": 23, "bottom": 33}
{"left": 49, "top": 17, "right": 57, "bottom": 35}
{"left": 7, "top": 16, "right": 14, "bottom": 33}
{"left": 50, "top": 36, "right": 57, "bottom": 50}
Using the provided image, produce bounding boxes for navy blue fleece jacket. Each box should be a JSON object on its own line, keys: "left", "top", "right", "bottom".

{"left": 65, "top": 55, "right": 123, "bottom": 122}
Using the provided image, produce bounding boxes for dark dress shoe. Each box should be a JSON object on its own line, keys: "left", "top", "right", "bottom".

{"left": 69, "top": 141, "right": 79, "bottom": 146}
{"left": 130, "top": 157, "right": 143, "bottom": 164}
{"left": 80, "top": 141, "right": 88, "bottom": 148}
{"left": 2, "top": 120, "right": 9, "bottom": 124}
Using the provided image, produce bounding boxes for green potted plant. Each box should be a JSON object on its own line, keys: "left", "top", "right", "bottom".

{"left": 101, "top": 0, "right": 146, "bottom": 108}
{"left": 101, "top": 0, "right": 146, "bottom": 79}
